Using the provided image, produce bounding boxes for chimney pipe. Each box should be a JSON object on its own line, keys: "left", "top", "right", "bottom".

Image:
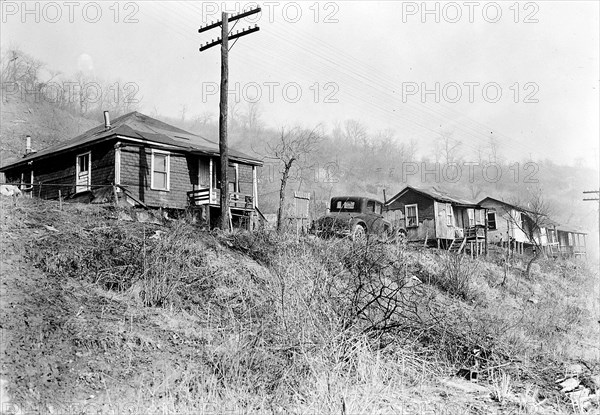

{"left": 25, "top": 135, "right": 31, "bottom": 154}
{"left": 103, "top": 111, "right": 111, "bottom": 130}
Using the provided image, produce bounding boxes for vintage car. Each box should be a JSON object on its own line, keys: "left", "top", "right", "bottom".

{"left": 312, "top": 196, "right": 398, "bottom": 240}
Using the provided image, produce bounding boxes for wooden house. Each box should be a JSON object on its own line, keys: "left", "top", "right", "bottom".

{"left": 539, "top": 219, "right": 587, "bottom": 258}
{"left": 0, "top": 111, "right": 263, "bottom": 228}
{"left": 384, "top": 186, "right": 486, "bottom": 253}
{"left": 478, "top": 197, "right": 543, "bottom": 254}
{"left": 555, "top": 226, "right": 587, "bottom": 257}
{"left": 478, "top": 197, "right": 588, "bottom": 258}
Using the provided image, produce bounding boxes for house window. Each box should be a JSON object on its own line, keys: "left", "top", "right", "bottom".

{"left": 405, "top": 204, "right": 418, "bottom": 228}
{"left": 151, "top": 150, "right": 170, "bottom": 191}
{"left": 467, "top": 208, "right": 475, "bottom": 227}
{"left": 487, "top": 211, "right": 497, "bottom": 230}
{"left": 475, "top": 210, "right": 484, "bottom": 225}
{"left": 75, "top": 151, "right": 91, "bottom": 193}
{"left": 229, "top": 162, "right": 239, "bottom": 194}
{"left": 446, "top": 203, "right": 454, "bottom": 226}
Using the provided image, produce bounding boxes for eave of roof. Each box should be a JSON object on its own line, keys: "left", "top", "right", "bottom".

{"left": 0, "top": 111, "right": 263, "bottom": 171}
{"left": 478, "top": 197, "right": 542, "bottom": 216}
{"left": 385, "top": 185, "right": 480, "bottom": 207}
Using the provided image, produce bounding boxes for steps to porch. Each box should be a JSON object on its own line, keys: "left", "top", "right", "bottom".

{"left": 447, "top": 226, "right": 486, "bottom": 256}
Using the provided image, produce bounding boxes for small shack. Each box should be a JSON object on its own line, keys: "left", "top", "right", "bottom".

{"left": 385, "top": 186, "right": 486, "bottom": 253}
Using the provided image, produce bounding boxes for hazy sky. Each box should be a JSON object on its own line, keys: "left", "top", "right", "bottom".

{"left": 1, "top": 1, "right": 599, "bottom": 167}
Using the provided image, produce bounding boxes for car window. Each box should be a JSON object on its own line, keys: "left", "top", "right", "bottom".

{"left": 366, "top": 201, "right": 375, "bottom": 213}
{"left": 332, "top": 200, "right": 357, "bottom": 212}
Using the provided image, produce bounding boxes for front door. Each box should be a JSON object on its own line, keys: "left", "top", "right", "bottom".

{"left": 76, "top": 152, "right": 91, "bottom": 193}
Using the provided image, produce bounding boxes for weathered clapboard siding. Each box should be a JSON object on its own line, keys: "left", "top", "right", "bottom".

{"left": 5, "top": 142, "right": 115, "bottom": 199}
{"left": 386, "top": 186, "right": 485, "bottom": 242}
{"left": 0, "top": 113, "right": 262, "bottom": 212}
{"left": 479, "top": 198, "right": 529, "bottom": 244}
{"left": 238, "top": 163, "right": 253, "bottom": 195}
{"left": 386, "top": 188, "right": 436, "bottom": 240}
{"left": 120, "top": 144, "right": 195, "bottom": 209}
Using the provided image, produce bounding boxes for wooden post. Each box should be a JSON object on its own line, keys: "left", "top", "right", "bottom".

{"left": 219, "top": 11, "right": 230, "bottom": 231}
{"left": 58, "top": 189, "right": 62, "bottom": 210}
{"left": 484, "top": 208, "right": 488, "bottom": 256}
{"left": 113, "top": 185, "right": 119, "bottom": 205}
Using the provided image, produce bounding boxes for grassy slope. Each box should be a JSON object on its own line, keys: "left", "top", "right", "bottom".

{"left": 0, "top": 198, "right": 598, "bottom": 414}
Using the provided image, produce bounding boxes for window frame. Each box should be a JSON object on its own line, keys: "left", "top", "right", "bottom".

{"left": 467, "top": 208, "right": 475, "bottom": 227}
{"left": 475, "top": 209, "right": 484, "bottom": 226}
{"left": 446, "top": 203, "right": 454, "bottom": 226}
{"left": 405, "top": 204, "right": 419, "bottom": 228}
{"left": 150, "top": 149, "right": 170, "bottom": 191}
{"left": 75, "top": 151, "right": 92, "bottom": 193}
{"left": 487, "top": 211, "right": 497, "bottom": 230}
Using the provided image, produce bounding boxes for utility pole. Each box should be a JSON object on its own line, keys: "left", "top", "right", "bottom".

{"left": 583, "top": 189, "right": 600, "bottom": 255}
{"left": 583, "top": 189, "right": 600, "bottom": 222}
{"left": 198, "top": 8, "right": 261, "bottom": 230}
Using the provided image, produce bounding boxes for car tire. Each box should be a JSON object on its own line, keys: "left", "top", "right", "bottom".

{"left": 352, "top": 223, "right": 366, "bottom": 241}
{"left": 393, "top": 228, "right": 407, "bottom": 243}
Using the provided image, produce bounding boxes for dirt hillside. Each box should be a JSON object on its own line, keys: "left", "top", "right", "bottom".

{"left": 0, "top": 197, "right": 598, "bottom": 414}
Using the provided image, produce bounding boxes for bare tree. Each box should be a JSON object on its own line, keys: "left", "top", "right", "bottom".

{"left": 180, "top": 104, "right": 188, "bottom": 123}
{"left": 344, "top": 119, "right": 368, "bottom": 148}
{"left": 242, "top": 101, "right": 262, "bottom": 132}
{"left": 267, "top": 126, "right": 321, "bottom": 232}
{"left": 191, "top": 110, "right": 214, "bottom": 131}
{"left": 506, "top": 190, "right": 551, "bottom": 277}
{"left": 436, "top": 132, "right": 462, "bottom": 164}
{"left": 1, "top": 47, "right": 45, "bottom": 102}
{"left": 488, "top": 135, "right": 499, "bottom": 163}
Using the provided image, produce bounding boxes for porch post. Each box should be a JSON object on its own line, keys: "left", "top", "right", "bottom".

{"left": 252, "top": 165, "right": 257, "bottom": 209}
{"left": 209, "top": 158, "right": 213, "bottom": 203}
{"left": 114, "top": 142, "right": 121, "bottom": 188}
{"left": 484, "top": 208, "right": 488, "bottom": 256}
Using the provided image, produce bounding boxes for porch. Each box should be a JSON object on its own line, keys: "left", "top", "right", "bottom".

{"left": 187, "top": 187, "right": 256, "bottom": 230}
{"left": 447, "top": 225, "right": 486, "bottom": 256}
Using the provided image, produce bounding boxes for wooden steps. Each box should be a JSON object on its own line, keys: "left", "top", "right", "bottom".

{"left": 448, "top": 237, "right": 467, "bottom": 253}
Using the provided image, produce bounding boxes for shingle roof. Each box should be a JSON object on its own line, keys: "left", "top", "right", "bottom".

{"left": 0, "top": 111, "right": 262, "bottom": 170}
{"left": 478, "top": 196, "right": 542, "bottom": 216}
{"left": 385, "top": 185, "right": 480, "bottom": 207}
{"left": 479, "top": 197, "right": 587, "bottom": 235}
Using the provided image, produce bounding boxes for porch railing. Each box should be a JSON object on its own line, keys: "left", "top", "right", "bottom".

{"left": 187, "top": 188, "right": 254, "bottom": 210}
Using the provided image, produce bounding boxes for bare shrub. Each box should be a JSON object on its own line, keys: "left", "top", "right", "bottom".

{"left": 427, "top": 252, "right": 480, "bottom": 301}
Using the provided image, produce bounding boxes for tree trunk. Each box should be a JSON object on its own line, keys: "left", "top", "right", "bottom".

{"left": 525, "top": 245, "right": 541, "bottom": 277}
{"left": 276, "top": 160, "right": 294, "bottom": 232}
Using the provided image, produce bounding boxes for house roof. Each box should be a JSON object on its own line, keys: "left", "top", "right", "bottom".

{"left": 0, "top": 111, "right": 262, "bottom": 171}
{"left": 385, "top": 185, "right": 480, "bottom": 207}
{"left": 480, "top": 197, "right": 587, "bottom": 235}
{"left": 556, "top": 225, "right": 587, "bottom": 235}
{"left": 478, "top": 196, "right": 542, "bottom": 216}
{"left": 544, "top": 219, "right": 587, "bottom": 235}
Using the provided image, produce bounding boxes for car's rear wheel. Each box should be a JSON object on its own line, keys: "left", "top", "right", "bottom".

{"left": 395, "top": 228, "right": 407, "bottom": 242}
{"left": 352, "top": 224, "right": 366, "bottom": 241}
